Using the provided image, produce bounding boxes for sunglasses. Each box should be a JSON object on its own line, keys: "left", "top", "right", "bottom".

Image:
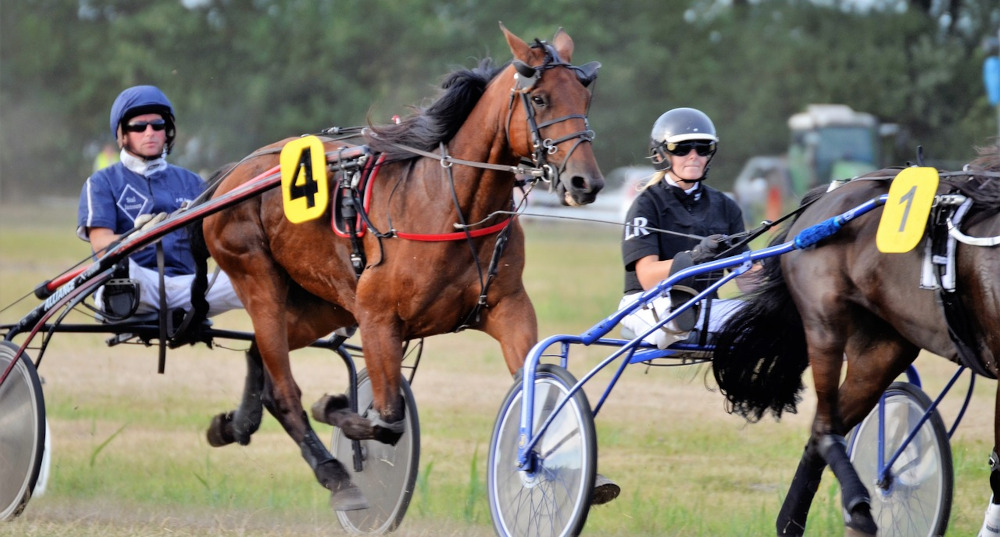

{"left": 665, "top": 140, "right": 716, "bottom": 157}
{"left": 124, "top": 119, "right": 167, "bottom": 133}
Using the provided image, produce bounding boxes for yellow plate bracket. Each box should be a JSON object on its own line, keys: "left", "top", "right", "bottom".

{"left": 280, "top": 136, "right": 329, "bottom": 223}
{"left": 876, "top": 167, "right": 939, "bottom": 253}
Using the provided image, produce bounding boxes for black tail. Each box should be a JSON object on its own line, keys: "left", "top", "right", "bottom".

{"left": 711, "top": 230, "right": 809, "bottom": 423}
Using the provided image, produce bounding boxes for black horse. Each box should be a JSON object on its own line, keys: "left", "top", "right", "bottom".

{"left": 712, "top": 147, "right": 1000, "bottom": 536}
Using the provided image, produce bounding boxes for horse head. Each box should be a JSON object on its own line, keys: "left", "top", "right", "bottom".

{"left": 501, "top": 23, "right": 604, "bottom": 207}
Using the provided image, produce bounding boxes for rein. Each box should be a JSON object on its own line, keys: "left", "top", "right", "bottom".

{"left": 395, "top": 217, "right": 511, "bottom": 241}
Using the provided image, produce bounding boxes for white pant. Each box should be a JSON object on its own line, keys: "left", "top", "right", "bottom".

{"left": 99, "top": 258, "right": 243, "bottom": 317}
{"left": 618, "top": 292, "right": 743, "bottom": 348}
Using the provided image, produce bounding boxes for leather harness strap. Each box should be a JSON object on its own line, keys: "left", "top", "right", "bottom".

{"left": 156, "top": 243, "right": 167, "bottom": 374}
{"left": 930, "top": 199, "right": 996, "bottom": 379}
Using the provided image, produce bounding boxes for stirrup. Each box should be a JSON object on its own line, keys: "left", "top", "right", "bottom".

{"left": 102, "top": 278, "right": 140, "bottom": 319}
{"left": 667, "top": 284, "right": 700, "bottom": 332}
{"left": 667, "top": 251, "right": 700, "bottom": 332}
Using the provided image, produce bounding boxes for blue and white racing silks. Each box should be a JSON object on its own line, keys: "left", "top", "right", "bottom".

{"left": 77, "top": 156, "right": 204, "bottom": 276}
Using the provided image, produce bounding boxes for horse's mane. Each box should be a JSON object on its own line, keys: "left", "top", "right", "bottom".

{"left": 364, "top": 58, "right": 507, "bottom": 157}
{"left": 947, "top": 144, "right": 1000, "bottom": 210}
{"left": 782, "top": 145, "right": 1000, "bottom": 230}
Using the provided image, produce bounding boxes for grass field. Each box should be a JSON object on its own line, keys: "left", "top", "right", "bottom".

{"left": 0, "top": 200, "right": 995, "bottom": 536}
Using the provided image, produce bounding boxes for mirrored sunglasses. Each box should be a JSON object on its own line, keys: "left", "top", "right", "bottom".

{"left": 665, "top": 140, "right": 716, "bottom": 157}
{"left": 124, "top": 119, "right": 167, "bottom": 133}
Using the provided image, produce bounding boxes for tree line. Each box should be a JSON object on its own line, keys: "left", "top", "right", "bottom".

{"left": 1, "top": 0, "right": 997, "bottom": 202}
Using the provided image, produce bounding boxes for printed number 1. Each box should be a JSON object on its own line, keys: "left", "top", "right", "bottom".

{"left": 875, "top": 166, "right": 938, "bottom": 254}
{"left": 896, "top": 185, "right": 916, "bottom": 233}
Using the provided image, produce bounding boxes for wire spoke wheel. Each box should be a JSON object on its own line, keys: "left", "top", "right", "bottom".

{"left": 847, "top": 382, "right": 952, "bottom": 537}
{"left": 488, "top": 364, "right": 596, "bottom": 537}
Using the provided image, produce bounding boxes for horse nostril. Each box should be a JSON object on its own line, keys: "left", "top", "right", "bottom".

{"left": 569, "top": 175, "right": 603, "bottom": 194}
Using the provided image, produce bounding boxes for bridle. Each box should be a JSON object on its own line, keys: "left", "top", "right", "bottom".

{"left": 506, "top": 39, "right": 601, "bottom": 189}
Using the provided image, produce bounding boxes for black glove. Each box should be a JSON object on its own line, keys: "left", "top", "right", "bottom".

{"left": 689, "top": 234, "right": 725, "bottom": 264}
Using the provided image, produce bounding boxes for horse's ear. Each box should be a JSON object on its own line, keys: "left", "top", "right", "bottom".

{"left": 500, "top": 22, "right": 532, "bottom": 64}
{"left": 551, "top": 27, "right": 574, "bottom": 63}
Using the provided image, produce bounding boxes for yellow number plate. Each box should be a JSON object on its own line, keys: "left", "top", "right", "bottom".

{"left": 280, "top": 136, "right": 329, "bottom": 223}
{"left": 876, "top": 167, "right": 938, "bottom": 253}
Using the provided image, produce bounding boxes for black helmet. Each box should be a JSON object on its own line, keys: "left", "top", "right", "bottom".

{"left": 109, "top": 85, "right": 177, "bottom": 155}
{"left": 649, "top": 107, "right": 718, "bottom": 172}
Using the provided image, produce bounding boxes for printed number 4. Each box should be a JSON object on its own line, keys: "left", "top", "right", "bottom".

{"left": 290, "top": 149, "right": 319, "bottom": 208}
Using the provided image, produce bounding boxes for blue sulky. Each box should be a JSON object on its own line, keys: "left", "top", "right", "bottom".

{"left": 513, "top": 194, "right": 889, "bottom": 473}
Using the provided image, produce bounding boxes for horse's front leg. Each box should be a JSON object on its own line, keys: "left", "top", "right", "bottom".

{"left": 313, "top": 319, "right": 406, "bottom": 445}
{"left": 479, "top": 286, "right": 538, "bottom": 376}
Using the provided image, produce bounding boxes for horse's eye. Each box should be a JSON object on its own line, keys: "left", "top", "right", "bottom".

{"left": 531, "top": 95, "right": 546, "bottom": 107}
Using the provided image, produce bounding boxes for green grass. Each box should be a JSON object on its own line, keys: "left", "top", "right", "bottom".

{"left": 0, "top": 203, "right": 994, "bottom": 536}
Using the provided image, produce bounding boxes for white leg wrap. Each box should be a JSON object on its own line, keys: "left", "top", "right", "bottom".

{"left": 979, "top": 496, "right": 1000, "bottom": 537}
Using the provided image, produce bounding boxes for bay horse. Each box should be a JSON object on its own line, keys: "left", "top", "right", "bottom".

{"left": 198, "top": 24, "right": 603, "bottom": 510}
{"left": 711, "top": 147, "right": 1000, "bottom": 536}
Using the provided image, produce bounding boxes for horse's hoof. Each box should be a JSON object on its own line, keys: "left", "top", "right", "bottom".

{"left": 591, "top": 473, "right": 621, "bottom": 505}
{"left": 330, "top": 484, "right": 370, "bottom": 511}
{"left": 311, "top": 393, "right": 350, "bottom": 425}
{"left": 206, "top": 412, "right": 235, "bottom": 447}
{"left": 328, "top": 410, "right": 375, "bottom": 440}
{"left": 366, "top": 408, "right": 405, "bottom": 445}
{"left": 844, "top": 504, "right": 877, "bottom": 537}
{"left": 374, "top": 426, "right": 404, "bottom": 446}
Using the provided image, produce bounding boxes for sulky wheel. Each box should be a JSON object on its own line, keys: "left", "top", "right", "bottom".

{"left": 0, "top": 341, "right": 46, "bottom": 521}
{"left": 847, "top": 381, "right": 953, "bottom": 537}
{"left": 488, "top": 363, "right": 596, "bottom": 537}
{"left": 331, "top": 368, "right": 419, "bottom": 534}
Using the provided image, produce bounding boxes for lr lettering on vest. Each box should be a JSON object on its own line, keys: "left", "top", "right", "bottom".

{"left": 624, "top": 217, "right": 650, "bottom": 240}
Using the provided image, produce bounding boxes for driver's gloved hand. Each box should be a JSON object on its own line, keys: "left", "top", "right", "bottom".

{"left": 688, "top": 234, "right": 726, "bottom": 264}
{"left": 134, "top": 212, "right": 167, "bottom": 231}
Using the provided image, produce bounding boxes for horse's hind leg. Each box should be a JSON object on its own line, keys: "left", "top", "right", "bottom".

{"left": 803, "top": 321, "right": 916, "bottom": 536}
{"left": 776, "top": 443, "right": 826, "bottom": 536}
{"left": 803, "top": 332, "right": 877, "bottom": 536}
{"left": 215, "top": 256, "right": 366, "bottom": 510}
{"left": 207, "top": 340, "right": 264, "bottom": 447}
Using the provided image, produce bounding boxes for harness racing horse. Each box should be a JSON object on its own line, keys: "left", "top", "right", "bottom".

{"left": 198, "top": 24, "right": 603, "bottom": 510}
{"left": 711, "top": 147, "right": 1000, "bottom": 536}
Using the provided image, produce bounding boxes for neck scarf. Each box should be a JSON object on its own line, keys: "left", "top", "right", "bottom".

{"left": 120, "top": 149, "right": 167, "bottom": 177}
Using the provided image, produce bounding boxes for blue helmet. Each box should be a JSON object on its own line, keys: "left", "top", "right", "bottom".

{"left": 109, "top": 85, "right": 176, "bottom": 154}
